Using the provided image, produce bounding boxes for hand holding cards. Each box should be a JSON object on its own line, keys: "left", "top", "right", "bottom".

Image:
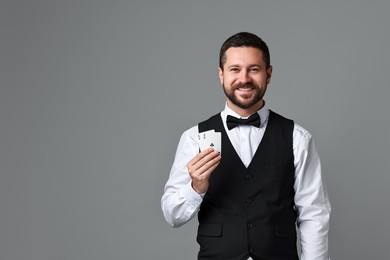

{"left": 198, "top": 130, "right": 221, "bottom": 154}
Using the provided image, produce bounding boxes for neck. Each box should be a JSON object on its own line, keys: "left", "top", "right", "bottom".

{"left": 227, "top": 100, "right": 265, "bottom": 117}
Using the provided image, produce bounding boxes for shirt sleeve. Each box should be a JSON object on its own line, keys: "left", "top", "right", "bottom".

{"left": 161, "top": 126, "right": 204, "bottom": 227}
{"left": 293, "top": 125, "right": 331, "bottom": 260}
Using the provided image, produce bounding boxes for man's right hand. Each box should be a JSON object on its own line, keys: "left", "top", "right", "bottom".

{"left": 187, "top": 148, "right": 221, "bottom": 194}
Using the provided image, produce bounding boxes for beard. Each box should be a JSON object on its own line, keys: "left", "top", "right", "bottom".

{"left": 223, "top": 82, "right": 265, "bottom": 109}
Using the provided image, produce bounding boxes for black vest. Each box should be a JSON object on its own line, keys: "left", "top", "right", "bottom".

{"left": 197, "top": 111, "right": 298, "bottom": 260}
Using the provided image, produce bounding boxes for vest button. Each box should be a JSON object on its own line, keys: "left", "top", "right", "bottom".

{"left": 245, "top": 198, "right": 252, "bottom": 204}
{"left": 245, "top": 174, "right": 252, "bottom": 180}
{"left": 247, "top": 223, "right": 254, "bottom": 229}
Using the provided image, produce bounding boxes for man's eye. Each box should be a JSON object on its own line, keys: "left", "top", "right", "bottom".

{"left": 230, "top": 68, "right": 239, "bottom": 72}
{"left": 250, "top": 68, "right": 260, "bottom": 72}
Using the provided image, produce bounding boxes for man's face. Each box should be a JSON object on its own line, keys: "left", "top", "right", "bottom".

{"left": 219, "top": 47, "right": 272, "bottom": 113}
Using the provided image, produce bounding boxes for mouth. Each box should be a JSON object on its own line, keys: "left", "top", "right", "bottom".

{"left": 237, "top": 87, "right": 253, "bottom": 91}
{"left": 236, "top": 85, "right": 255, "bottom": 94}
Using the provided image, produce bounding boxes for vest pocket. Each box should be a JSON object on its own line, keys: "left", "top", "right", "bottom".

{"left": 275, "top": 225, "right": 296, "bottom": 238}
{"left": 198, "top": 223, "right": 223, "bottom": 237}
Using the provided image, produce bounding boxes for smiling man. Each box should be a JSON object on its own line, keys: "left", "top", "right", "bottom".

{"left": 161, "top": 32, "right": 331, "bottom": 260}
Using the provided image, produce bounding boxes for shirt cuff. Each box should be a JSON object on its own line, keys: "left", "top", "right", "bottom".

{"left": 181, "top": 181, "right": 204, "bottom": 211}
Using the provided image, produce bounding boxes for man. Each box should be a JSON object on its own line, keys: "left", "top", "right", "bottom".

{"left": 161, "top": 32, "right": 331, "bottom": 260}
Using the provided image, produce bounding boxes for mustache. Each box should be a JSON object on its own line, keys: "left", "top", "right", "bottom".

{"left": 233, "top": 82, "right": 256, "bottom": 88}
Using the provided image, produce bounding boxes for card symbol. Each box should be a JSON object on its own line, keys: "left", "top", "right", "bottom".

{"left": 210, "top": 143, "right": 214, "bottom": 147}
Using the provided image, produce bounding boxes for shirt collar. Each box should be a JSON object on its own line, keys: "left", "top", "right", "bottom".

{"left": 221, "top": 101, "right": 270, "bottom": 129}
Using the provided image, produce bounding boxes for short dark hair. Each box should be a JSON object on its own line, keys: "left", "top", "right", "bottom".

{"left": 219, "top": 32, "right": 270, "bottom": 70}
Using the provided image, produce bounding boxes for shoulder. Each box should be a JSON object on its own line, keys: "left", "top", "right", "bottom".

{"left": 198, "top": 112, "right": 223, "bottom": 133}
{"left": 269, "top": 110, "right": 312, "bottom": 139}
{"left": 198, "top": 113, "right": 222, "bottom": 125}
{"left": 292, "top": 123, "right": 316, "bottom": 154}
{"left": 172, "top": 125, "right": 199, "bottom": 158}
{"left": 180, "top": 112, "right": 222, "bottom": 139}
{"left": 293, "top": 123, "right": 312, "bottom": 140}
{"left": 180, "top": 125, "right": 199, "bottom": 142}
{"left": 269, "top": 110, "right": 293, "bottom": 124}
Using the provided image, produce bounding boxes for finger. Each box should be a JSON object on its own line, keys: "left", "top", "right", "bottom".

{"left": 198, "top": 154, "right": 221, "bottom": 177}
{"left": 188, "top": 148, "right": 214, "bottom": 168}
{"left": 189, "top": 152, "right": 221, "bottom": 179}
{"left": 190, "top": 150, "right": 220, "bottom": 173}
{"left": 191, "top": 156, "right": 221, "bottom": 192}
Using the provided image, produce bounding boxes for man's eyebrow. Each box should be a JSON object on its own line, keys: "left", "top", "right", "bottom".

{"left": 228, "top": 64, "right": 262, "bottom": 69}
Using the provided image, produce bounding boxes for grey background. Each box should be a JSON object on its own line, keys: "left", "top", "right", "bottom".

{"left": 1, "top": 0, "right": 389, "bottom": 259}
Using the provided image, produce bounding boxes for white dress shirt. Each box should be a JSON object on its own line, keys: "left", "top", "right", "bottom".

{"left": 161, "top": 103, "right": 331, "bottom": 260}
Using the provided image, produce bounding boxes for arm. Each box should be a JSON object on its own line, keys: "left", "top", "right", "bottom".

{"left": 161, "top": 127, "right": 221, "bottom": 227}
{"left": 293, "top": 126, "right": 331, "bottom": 260}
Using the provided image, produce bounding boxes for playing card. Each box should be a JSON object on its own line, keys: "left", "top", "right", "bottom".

{"left": 198, "top": 130, "right": 221, "bottom": 154}
{"left": 208, "top": 132, "right": 221, "bottom": 154}
{"left": 198, "top": 130, "right": 215, "bottom": 152}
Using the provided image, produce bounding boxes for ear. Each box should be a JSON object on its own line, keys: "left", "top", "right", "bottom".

{"left": 218, "top": 67, "right": 224, "bottom": 85}
{"left": 266, "top": 65, "right": 273, "bottom": 84}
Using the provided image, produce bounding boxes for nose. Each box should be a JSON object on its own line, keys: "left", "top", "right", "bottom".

{"left": 239, "top": 70, "right": 251, "bottom": 84}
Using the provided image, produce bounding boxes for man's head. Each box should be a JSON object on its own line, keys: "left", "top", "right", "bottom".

{"left": 218, "top": 32, "right": 273, "bottom": 116}
{"left": 219, "top": 32, "right": 270, "bottom": 71}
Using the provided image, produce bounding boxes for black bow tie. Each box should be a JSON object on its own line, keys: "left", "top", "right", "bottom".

{"left": 226, "top": 113, "right": 261, "bottom": 130}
